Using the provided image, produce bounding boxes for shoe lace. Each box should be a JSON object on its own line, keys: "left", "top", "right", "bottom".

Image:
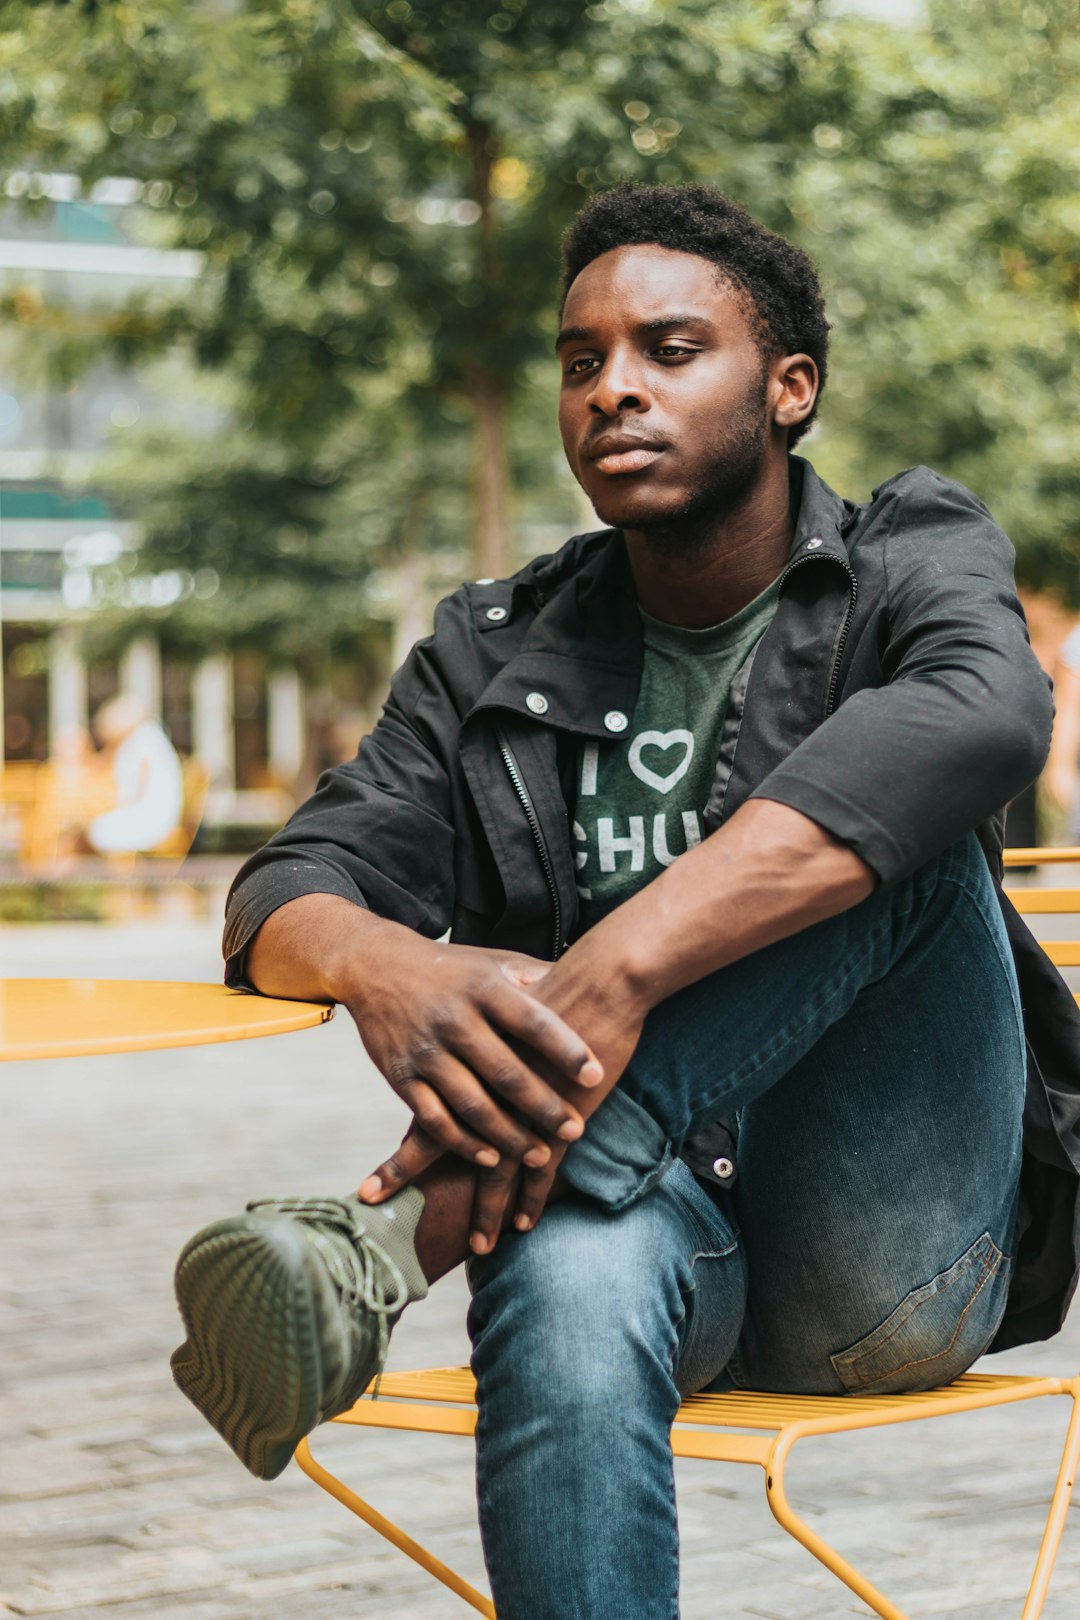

{"left": 247, "top": 1196, "right": 408, "bottom": 1385}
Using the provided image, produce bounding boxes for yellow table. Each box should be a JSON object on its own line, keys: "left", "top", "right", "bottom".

{"left": 0, "top": 979, "right": 333, "bottom": 1061}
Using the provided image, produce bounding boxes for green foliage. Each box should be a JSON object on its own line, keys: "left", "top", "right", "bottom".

{"left": 799, "top": 0, "right": 1080, "bottom": 602}
{"left": 2, "top": 0, "right": 1080, "bottom": 672}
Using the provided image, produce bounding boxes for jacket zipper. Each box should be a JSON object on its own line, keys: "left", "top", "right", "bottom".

{"left": 497, "top": 731, "right": 563, "bottom": 960}
{"left": 778, "top": 551, "right": 858, "bottom": 716}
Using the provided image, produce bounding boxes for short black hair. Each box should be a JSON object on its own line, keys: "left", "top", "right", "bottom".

{"left": 561, "top": 183, "right": 829, "bottom": 446}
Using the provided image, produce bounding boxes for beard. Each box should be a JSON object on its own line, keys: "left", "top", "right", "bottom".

{"left": 624, "top": 370, "right": 770, "bottom": 556}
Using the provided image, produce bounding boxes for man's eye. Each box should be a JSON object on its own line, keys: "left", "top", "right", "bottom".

{"left": 654, "top": 344, "right": 697, "bottom": 359}
{"left": 564, "top": 356, "right": 598, "bottom": 376}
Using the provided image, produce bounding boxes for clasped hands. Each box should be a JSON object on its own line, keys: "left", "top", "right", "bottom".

{"left": 346, "top": 930, "right": 646, "bottom": 1255}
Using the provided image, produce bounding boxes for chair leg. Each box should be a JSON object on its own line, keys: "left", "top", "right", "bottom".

{"left": 294, "top": 1436, "right": 496, "bottom": 1617}
{"left": 1020, "top": 1380, "right": 1080, "bottom": 1620}
{"left": 766, "top": 1385, "right": 1080, "bottom": 1620}
{"left": 765, "top": 1427, "right": 911, "bottom": 1620}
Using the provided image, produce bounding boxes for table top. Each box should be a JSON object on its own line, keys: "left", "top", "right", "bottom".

{"left": 0, "top": 979, "right": 333, "bottom": 1061}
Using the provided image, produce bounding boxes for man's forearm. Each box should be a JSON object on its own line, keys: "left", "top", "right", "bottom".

{"left": 375, "top": 798, "right": 878, "bottom": 1242}
{"left": 247, "top": 891, "right": 605, "bottom": 1187}
{"left": 250, "top": 802, "right": 875, "bottom": 1014}
{"left": 246, "top": 893, "right": 395, "bottom": 1004}
{"left": 585, "top": 798, "right": 877, "bottom": 1010}
{"left": 343, "top": 798, "right": 876, "bottom": 1227}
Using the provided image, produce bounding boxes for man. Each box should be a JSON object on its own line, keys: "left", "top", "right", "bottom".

{"left": 171, "top": 184, "right": 1080, "bottom": 1620}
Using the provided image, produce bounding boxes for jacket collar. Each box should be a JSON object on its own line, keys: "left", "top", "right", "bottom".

{"left": 469, "top": 456, "right": 852, "bottom": 737}
{"left": 467, "top": 523, "right": 642, "bottom": 736}
{"left": 786, "top": 455, "right": 854, "bottom": 568}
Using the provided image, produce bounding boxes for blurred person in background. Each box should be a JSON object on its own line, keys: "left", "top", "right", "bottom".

{"left": 168, "top": 185, "right": 1080, "bottom": 1620}
{"left": 1043, "top": 622, "right": 1080, "bottom": 838}
{"left": 85, "top": 693, "right": 183, "bottom": 855}
{"left": 1007, "top": 589, "right": 1079, "bottom": 850}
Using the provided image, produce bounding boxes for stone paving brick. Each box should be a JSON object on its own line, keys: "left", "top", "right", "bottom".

{"left": 3, "top": 922, "right": 1079, "bottom": 1617}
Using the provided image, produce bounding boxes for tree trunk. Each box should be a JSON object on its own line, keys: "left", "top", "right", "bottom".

{"left": 467, "top": 119, "right": 512, "bottom": 580}
{"left": 471, "top": 369, "right": 511, "bottom": 579}
{"left": 391, "top": 490, "right": 433, "bottom": 671}
{"left": 391, "top": 552, "right": 430, "bottom": 673}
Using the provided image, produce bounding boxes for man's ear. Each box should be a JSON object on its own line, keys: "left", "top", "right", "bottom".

{"left": 772, "top": 353, "right": 819, "bottom": 432}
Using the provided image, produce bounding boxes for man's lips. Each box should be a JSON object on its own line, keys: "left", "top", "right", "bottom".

{"left": 585, "top": 439, "right": 667, "bottom": 476}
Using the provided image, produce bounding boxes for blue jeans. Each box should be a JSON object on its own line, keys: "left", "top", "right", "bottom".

{"left": 466, "top": 834, "right": 1027, "bottom": 1620}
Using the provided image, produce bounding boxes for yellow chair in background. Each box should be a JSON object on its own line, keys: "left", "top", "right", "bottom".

{"left": 1005, "top": 844, "right": 1080, "bottom": 952}
{"left": 294, "top": 846, "right": 1080, "bottom": 1620}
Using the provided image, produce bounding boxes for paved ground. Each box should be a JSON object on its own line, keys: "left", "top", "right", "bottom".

{"left": 2, "top": 920, "right": 1078, "bottom": 1619}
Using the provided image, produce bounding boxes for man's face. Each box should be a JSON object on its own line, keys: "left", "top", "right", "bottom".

{"left": 557, "top": 244, "right": 774, "bottom": 534}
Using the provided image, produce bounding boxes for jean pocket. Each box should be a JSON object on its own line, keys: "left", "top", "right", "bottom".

{"left": 830, "top": 1231, "right": 1011, "bottom": 1396}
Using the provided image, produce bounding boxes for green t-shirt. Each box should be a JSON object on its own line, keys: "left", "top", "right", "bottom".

{"left": 573, "top": 576, "right": 782, "bottom": 934}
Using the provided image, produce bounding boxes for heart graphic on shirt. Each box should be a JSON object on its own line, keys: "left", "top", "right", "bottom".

{"left": 627, "top": 729, "right": 695, "bottom": 794}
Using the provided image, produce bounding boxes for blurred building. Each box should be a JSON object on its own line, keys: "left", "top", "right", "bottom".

{"left": 0, "top": 177, "right": 305, "bottom": 834}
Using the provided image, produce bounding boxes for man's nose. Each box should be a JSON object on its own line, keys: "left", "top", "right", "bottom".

{"left": 587, "top": 350, "right": 650, "bottom": 415}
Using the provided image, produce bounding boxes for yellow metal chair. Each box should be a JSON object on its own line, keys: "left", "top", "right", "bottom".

{"left": 294, "top": 846, "right": 1080, "bottom": 1620}
{"left": 1004, "top": 844, "right": 1080, "bottom": 945}
{"left": 297, "top": 1366, "right": 1080, "bottom": 1620}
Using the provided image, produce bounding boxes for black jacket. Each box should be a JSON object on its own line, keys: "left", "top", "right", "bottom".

{"left": 225, "top": 458, "right": 1080, "bottom": 1352}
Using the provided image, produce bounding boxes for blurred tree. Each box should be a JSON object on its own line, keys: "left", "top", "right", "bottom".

{"left": 798, "top": 0, "right": 1080, "bottom": 606}
{"left": 2, "top": 0, "right": 1079, "bottom": 677}
{"left": 0, "top": 0, "right": 864, "bottom": 661}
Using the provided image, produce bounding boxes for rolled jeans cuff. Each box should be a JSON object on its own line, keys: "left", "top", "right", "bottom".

{"left": 560, "top": 1085, "right": 674, "bottom": 1212}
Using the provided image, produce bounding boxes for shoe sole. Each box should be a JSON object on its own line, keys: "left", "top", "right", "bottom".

{"left": 171, "top": 1215, "right": 325, "bottom": 1480}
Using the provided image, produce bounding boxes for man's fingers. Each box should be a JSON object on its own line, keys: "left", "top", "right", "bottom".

{"left": 410, "top": 1050, "right": 561, "bottom": 1164}
{"left": 481, "top": 977, "right": 604, "bottom": 1088}
{"left": 392, "top": 1078, "right": 503, "bottom": 1167}
{"left": 469, "top": 1161, "right": 520, "bottom": 1255}
{"left": 359, "top": 1127, "right": 441, "bottom": 1202}
{"left": 512, "top": 1157, "right": 561, "bottom": 1233}
{"left": 446, "top": 1025, "right": 586, "bottom": 1144}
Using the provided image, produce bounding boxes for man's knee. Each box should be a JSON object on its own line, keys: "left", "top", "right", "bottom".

{"left": 468, "top": 1197, "right": 671, "bottom": 1405}
{"left": 467, "top": 1169, "right": 741, "bottom": 1412}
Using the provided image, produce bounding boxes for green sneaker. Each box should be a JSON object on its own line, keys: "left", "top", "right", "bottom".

{"left": 170, "top": 1188, "right": 428, "bottom": 1480}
